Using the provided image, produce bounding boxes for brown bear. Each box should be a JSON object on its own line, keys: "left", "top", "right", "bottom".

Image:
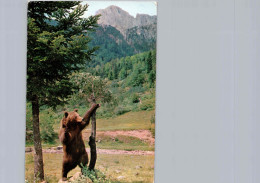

{"left": 59, "top": 103, "right": 100, "bottom": 181}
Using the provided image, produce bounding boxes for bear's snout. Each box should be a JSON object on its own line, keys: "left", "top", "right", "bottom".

{"left": 77, "top": 117, "right": 83, "bottom": 123}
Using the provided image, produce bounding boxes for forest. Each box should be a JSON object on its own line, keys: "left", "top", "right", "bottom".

{"left": 26, "top": 49, "right": 156, "bottom": 144}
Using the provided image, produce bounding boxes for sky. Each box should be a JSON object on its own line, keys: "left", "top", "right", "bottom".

{"left": 81, "top": 1, "right": 157, "bottom": 18}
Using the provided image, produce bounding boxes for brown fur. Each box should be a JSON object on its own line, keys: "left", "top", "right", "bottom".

{"left": 59, "top": 104, "right": 100, "bottom": 181}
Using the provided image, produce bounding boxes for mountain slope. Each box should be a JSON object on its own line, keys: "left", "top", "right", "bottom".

{"left": 89, "top": 5, "right": 157, "bottom": 65}
{"left": 89, "top": 25, "right": 135, "bottom": 65}
{"left": 126, "top": 23, "right": 157, "bottom": 53}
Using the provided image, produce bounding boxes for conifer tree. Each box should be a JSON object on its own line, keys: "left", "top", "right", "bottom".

{"left": 27, "top": 2, "right": 99, "bottom": 181}
{"left": 146, "top": 51, "right": 153, "bottom": 73}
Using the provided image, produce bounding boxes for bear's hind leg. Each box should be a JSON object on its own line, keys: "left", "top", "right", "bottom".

{"left": 62, "top": 161, "right": 77, "bottom": 181}
{"left": 78, "top": 152, "right": 89, "bottom": 173}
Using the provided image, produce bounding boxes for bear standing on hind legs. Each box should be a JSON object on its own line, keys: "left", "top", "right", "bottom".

{"left": 59, "top": 103, "right": 100, "bottom": 181}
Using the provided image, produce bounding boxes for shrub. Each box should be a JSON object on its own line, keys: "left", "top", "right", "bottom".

{"left": 40, "top": 120, "right": 57, "bottom": 143}
{"left": 110, "top": 81, "right": 119, "bottom": 88}
{"left": 96, "top": 102, "right": 116, "bottom": 119}
{"left": 131, "top": 93, "right": 139, "bottom": 103}
{"left": 150, "top": 113, "right": 155, "bottom": 124}
{"left": 39, "top": 109, "right": 58, "bottom": 143}
{"left": 114, "top": 106, "right": 130, "bottom": 115}
{"left": 148, "top": 70, "right": 156, "bottom": 88}
{"left": 26, "top": 103, "right": 33, "bottom": 143}
{"left": 139, "top": 99, "right": 155, "bottom": 111}
{"left": 127, "top": 86, "right": 145, "bottom": 94}
{"left": 79, "top": 166, "right": 111, "bottom": 183}
{"left": 26, "top": 103, "right": 58, "bottom": 144}
{"left": 126, "top": 68, "right": 145, "bottom": 87}
{"left": 150, "top": 126, "right": 155, "bottom": 138}
{"left": 150, "top": 113, "right": 155, "bottom": 138}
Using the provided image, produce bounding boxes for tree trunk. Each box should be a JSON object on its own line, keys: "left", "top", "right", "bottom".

{"left": 88, "top": 102, "right": 97, "bottom": 170}
{"left": 90, "top": 111, "right": 96, "bottom": 139}
{"left": 32, "top": 95, "right": 44, "bottom": 181}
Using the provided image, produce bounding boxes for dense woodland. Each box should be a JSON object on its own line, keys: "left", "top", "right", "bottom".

{"left": 26, "top": 49, "right": 156, "bottom": 144}
{"left": 88, "top": 50, "right": 156, "bottom": 85}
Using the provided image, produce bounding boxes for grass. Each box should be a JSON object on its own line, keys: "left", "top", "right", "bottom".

{"left": 25, "top": 153, "right": 79, "bottom": 183}
{"left": 26, "top": 110, "right": 155, "bottom": 182}
{"left": 28, "top": 110, "right": 155, "bottom": 150}
{"left": 53, "top": 110, "right": 154, "bottom": 132}
{"left": 150, "top": 123, "right": 155, "bottom": 138}
{"left": 97, "top": 154, "right": 154, "bottom": 183}
{"left": 26, "top": 139, "right": 60, "bottom": 148}
{"left": 96, "top": 110, "right": 154, "bottom": 131}
{"left": 96, "top": 134, "right": 154, "bottom": 151}
{"left": 25, "top": 153, "right": 154, "bottom": 183}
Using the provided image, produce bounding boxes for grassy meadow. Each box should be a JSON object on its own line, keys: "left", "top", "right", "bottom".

{"left": 25, "top": 153, "right": 154, "bottom": 183}
{"left": 95, "top": 134, "right": 154, "bottom": 151}
{"left": 52, "top": 110, "right": 155, "bottom": 132}
{"left": 25, "top": 108, "right": 155, "bottom": 182}
{"left": 26, "top": 110, "right": 155, "bottom": 149}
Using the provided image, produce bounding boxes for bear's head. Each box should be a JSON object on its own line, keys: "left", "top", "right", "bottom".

{"left": 61, "top": 109, "right": 83, "bottom": 131}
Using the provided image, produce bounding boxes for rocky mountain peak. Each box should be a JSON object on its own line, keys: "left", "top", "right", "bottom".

{"left": 96, "top": 5, "right": 134, "bottom": 33}
{"left": 96, "top": 5, "right": 157, "bottom": 35}
{"left": 135, "top": 14, "right": 157, "bottom": 27}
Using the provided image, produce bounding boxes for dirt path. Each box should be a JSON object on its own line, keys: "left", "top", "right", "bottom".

{"left": 25, "top": 147, "right": 154, "bottom": 155}
{"left": 83, "top": 130, "right": 155, "bottom": 145}
{"left": 26, "top": 130, "right": 155, "bottom": 155}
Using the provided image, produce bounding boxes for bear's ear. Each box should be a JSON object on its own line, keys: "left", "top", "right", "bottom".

{"left": 64, "top": 111, "right": 68, "bottom": 118}
{"left": 74, "top": 109, "right": 78, "bottom": 112}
